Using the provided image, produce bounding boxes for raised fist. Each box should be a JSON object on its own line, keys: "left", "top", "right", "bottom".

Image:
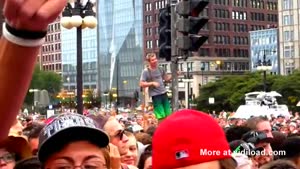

{"left": 3, "top": 0, "right": 67, "bottom": 31}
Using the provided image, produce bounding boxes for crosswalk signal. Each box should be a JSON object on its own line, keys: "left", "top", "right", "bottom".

{"left": 175, "top": 0, "right": 209, "bottom": 52}
{"left": 158, "top": 4, "right": 171, "bottom": 61}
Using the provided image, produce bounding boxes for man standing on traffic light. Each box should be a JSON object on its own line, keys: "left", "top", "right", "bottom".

{"left": 140, "top": 53, "right": 171, "bottom": 123}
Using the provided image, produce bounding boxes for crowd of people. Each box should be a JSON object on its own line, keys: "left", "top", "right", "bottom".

{"left": 1, "top": 109, "right": 300, "bottom": 169}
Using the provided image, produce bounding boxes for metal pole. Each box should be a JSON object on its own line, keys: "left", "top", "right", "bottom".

{"left": 202, "top": 70, "right": 204, "bottom": 86}
{"left": 187, "top": 62, "right": 190, "bottom": 109}
{"left": 116, "top": 57, "right": 119, "bottom": 114}
{"left": 263, "top": 70, "right": 267, "bottom": 92}
{"left": 76, "top": 25, "right": 83, "bottom": 114}
{"left": 171, "top": 0, "right": 178, "bottom": 112}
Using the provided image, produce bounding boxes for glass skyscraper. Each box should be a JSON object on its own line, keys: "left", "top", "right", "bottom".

{"left": 97, "top": 0, "right": 144, "bottom": 105}
{"left": 61, "top": 28, "right": 98, "bottom": 91}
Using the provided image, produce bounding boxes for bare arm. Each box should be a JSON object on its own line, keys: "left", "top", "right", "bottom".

{"left": 139, "top": 81, "right": 154, "bottom": 88}
{"left": 0, "top": 37, "right": 40, "bottom": 139}
{"left": 0, "top": 0, "right": 67, "bottom": 140}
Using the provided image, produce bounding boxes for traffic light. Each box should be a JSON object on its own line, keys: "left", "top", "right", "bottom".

{"left": 175, "top": 0, "right": 209, "bottom": 52}
{"left": 158, "top": 4, "right": 171, "bottom": 61}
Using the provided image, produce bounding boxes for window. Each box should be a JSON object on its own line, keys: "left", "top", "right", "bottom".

{"left": 283, "top": 0, "right": 292, "bottom": 10}
{"left": 284, "top": 30, "right": 294, "bottom": 42}
{"left": 284, "top": 46, "right": 294, "bottom": 58}
{"left": 146, "top": 40, "right": 153, "bottom": 49}
{"left": 283, "top": 15, "right": 293, "bottom": 25}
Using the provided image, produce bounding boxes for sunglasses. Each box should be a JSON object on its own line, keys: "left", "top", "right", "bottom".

{"left": 0, "top": 153, "right": 15, "bottom": 163}
{"left": 114, "top": 130, "right": 125, "bottom": 140}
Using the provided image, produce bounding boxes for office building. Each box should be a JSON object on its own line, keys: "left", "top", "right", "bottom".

{"left": 278, "top": 0, "right": 299, "bottom": 75}
{"left": 97, "top": 0, "right": 144, "bottom": 106}
{"left": 39, "top": 18, "right": 62, "bottom": 73}
{"left": 61, "top": 27, "right": 98, "bottom": 91}
{"left": 249, "top": 28, "right": 279, "bottom": 74}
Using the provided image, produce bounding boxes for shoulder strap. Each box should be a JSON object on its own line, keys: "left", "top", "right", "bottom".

{"left": 147, "top": 67, "right": 153, "bottom": 81}
{"left": 158, "top": 66, "right": 165, "bottom": 79}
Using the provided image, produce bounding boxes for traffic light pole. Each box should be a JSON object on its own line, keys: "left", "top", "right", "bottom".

{"left": 171, "top": 0, "right": 179, "bottom": 112}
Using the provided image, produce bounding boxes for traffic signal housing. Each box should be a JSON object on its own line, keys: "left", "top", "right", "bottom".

{"left": 158, "top": 4, "right": 171, "bottom": 61}
{"left": 175, "top": 0, "right": 209, "bottom": 52}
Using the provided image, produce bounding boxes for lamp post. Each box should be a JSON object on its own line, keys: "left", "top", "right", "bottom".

{"left": 186, "top": 62, "right": 190, "bottom": 109}
{"left": 201, "top": 65, "right": 205, "bottom": 86}
{"left": 256, "top": 53, "right": 272, "bottom": 92}
{"left": 60, "top": 0, "right": 97, "bottom": 114}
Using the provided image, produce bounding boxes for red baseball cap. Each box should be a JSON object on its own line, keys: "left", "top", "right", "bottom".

{"left": 152, "top": 109, "right": 232, "bottom": 169}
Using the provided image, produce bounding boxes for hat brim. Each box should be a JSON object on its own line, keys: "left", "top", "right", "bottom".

{"left": 0, "top": 136, "right": 32, "bottom": 160}
{"left": 38, "top": 126, "right": 109, "bottom": 163}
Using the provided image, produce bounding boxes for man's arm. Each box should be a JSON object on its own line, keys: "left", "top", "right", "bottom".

{"left": 139, "top": 81, "right": 154, "bottom": 88}
{"left": 139, "top": 70, "right": 154, "bottom": 88}
{"left": 0, "top": 37, "right": 40, "bottom": 139}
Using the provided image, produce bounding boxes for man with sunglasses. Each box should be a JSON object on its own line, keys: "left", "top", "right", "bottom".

{"left": 104, "top": 118, "right": 140, "bottom": 169}
{"left": 104, "top": 118, "right": 129, "bottom": 156}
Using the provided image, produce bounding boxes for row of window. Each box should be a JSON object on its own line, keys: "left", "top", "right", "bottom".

{"left": 63, "top": 85, "right": 97, "bottom": 91}
{"left": 201, "top": 61, "right": 249, "bottom": 71}
{"left": 43, "top": 64, "right": 61, "bottom": 72}
{"left": 47, "top": 22, "right": 60, "bottom": 33}
{"left": 63, "top": 62, "right": 97, "bottom": 72}
{"left": 63, "top": 74, "right": 97, "bottom": 83}
{"left": 214, "top": 0, "right": 277, "bottom": 10}
{"left": 42, "top": 43, "right": 61, "bottom": 53}
{"left": 198, "top": 48, "right": 249, "bottom": 58}
{"left": 144, "top": 0, "right": 168, "bottom": 12}
{"left": 42, "top": 53, "right": 61, "bottom": 62}
{"left": 160, "top": 60, "right": 249, "bottom": 73}
{"left": 45, "top": 33, "right": 61, "bottom": 42}
{"left": 146, "top": 9, "right": 276, "bottom": 25}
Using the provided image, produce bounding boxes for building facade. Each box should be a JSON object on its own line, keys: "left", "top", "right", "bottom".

{"left": 143, "top": 0, "right": 278, "bottom": 74}
{"left": 278, "top": 0, "right": 299, "bottom": 75}
{"left": 39, "top": 18, "right": 62, "bottom": 73}
{"left": 249, "top": 28, "right": 279, "bottom": 74}
{"left": 143, "top": 0, "right": 278, "bottom": 107}
{"left": 97, "top": 0, "right": 144, "bottom": 106}
{"left": 61, "top": 28, "right": 98, "bottom": 91}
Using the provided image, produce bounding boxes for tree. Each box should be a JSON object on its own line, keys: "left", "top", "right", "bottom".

{"left": 271, "top": 71, "right": 300, "bottom": 112}
{"left": 196, "top": 72, "right": 300, "bottom": 113}
{"left": 24, "top": 65, "right": 62, "bottom": 106}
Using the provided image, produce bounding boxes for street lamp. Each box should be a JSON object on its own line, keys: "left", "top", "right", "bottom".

{"left": 256, "top": 54, "right": 272, "bottom": 92}
{"left": 60, "top": 0, "right": 97, "bottom": 114}
{"left": 201, "top": 65, "right": 205, "bottom": 86}
{"left": 216, "top": 60, "right": 221, "bottom": 70}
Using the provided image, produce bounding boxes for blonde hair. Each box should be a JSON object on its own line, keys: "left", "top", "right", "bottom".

{"left": 146, "top": 53, "right": 156, "bottom": 62}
